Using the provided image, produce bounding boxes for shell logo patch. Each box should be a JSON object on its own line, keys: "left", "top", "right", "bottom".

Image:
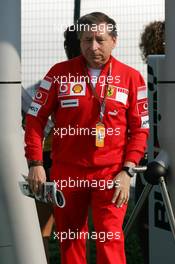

{"left": 58, "top": 82, "right": 86, "bottom": 97}
{"left": 72, "top": 84, "right": 83, "bottom": 94}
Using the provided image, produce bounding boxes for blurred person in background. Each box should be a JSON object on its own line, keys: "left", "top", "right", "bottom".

{"left": 139, "top": 21, "right": 165, "bottom": 63}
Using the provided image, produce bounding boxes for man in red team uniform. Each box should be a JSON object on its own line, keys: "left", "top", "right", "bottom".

{"left": 25, "top": 12, "right": 149, "bottom": 264}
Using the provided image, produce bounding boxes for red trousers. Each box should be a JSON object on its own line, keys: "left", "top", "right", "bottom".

{"left": 50, "top": 163, "right": 127, "bottom": 264}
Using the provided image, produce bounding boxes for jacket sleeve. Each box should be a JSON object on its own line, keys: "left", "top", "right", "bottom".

{"left": 125, "top": 71, "right": 149, "bottom": 165}
{"left": 24, "top": 68, "right": 57, "bottom": 161}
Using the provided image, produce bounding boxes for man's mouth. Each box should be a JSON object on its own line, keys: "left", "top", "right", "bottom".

{"left": 91, "top": 54, "right": 101, "bottom": 59}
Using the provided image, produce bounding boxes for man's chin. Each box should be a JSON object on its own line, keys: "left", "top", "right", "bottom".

{"left": 88, "top": 59, "right": 104, "bottom": 68}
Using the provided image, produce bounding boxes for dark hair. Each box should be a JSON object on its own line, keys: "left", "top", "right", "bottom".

{"left": 64, "top": 25, "right": 81, "bottom": 59}
{"left": 139, "top": 21, "right": 165, "bottom": 63}
{"left": 77, "top": 12, "right": 117, "bottom": 38}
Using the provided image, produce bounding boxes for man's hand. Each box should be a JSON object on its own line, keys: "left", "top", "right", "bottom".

{"left": 111, "top": 171, "right": 131, "bottom": 208}
{"left": 27, "top": 166, "right": 46, "bottom": 194}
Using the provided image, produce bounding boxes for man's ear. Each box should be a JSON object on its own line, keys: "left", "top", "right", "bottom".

{"left": 112, "top": 37, "right": 117, "bottom": 49}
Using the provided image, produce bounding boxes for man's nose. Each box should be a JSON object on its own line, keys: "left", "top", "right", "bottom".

{"left": 90, "top": 40, "right": 99, "bottom": 51}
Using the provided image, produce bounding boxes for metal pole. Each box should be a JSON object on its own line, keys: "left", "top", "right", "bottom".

{"left": 124, "top": 183, "right": 152, "bottom": 237}
{"left": 0, "top": 1, "right": 47, "bottom": 263}
{"left": 124, "top": 165, "right": 175, "bottom": 242}
{"left": 159, "top": 177, "right": 175, "bottom": 240}
{"left": 74, "top": 0, "right": 81, "bottom": 23}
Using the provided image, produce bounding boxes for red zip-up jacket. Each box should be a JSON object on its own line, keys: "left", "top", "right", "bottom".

{"left": 25, "top": 55, "right": 149, "bottom": 168}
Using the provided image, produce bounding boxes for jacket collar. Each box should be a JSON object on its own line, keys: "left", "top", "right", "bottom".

{"left": 80, "top": 55, "right": 114, "bottom": 77}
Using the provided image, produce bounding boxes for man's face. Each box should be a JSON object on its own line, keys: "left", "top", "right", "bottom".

{"left": 80, "top": 23, "right": 117, "bottom": 69}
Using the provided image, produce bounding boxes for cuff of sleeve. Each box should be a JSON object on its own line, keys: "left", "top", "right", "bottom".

{"left": 125, "top": 151, "right": 144, "bottom": 165}
{"left": 28, "top": 160, "right": 43, "bottom": 168}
